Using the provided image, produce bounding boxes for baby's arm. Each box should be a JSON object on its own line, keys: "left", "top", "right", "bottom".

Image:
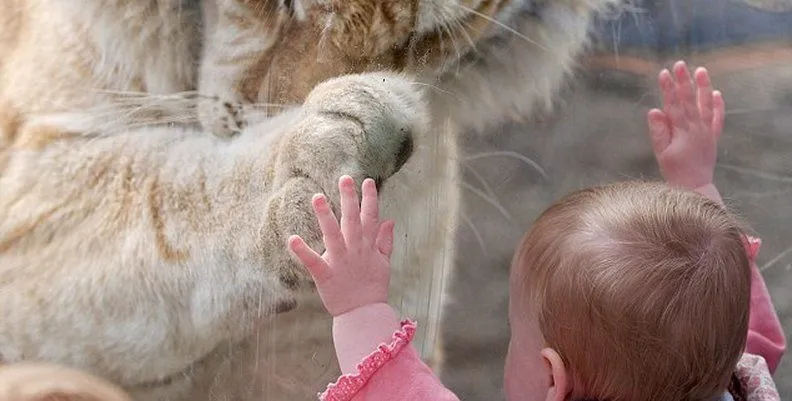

{"left": 289, "top": 176, "right": 460, "bottom": 400}
{"left": 327, "top": 309, "right": 459, "bottom": 401}
{"left": 648, "top": 61, "right": 786, "bottom": 373}
{"left": 332, "top": 304, "right": 401, "bottom": 375}
{"left": 744, "top": 238, "right": 787, "bottom": 374}
{"left": 647, "top": 61, "right": 725, "bottom": 204}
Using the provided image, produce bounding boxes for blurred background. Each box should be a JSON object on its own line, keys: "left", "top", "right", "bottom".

{"left": 441, "top": 0, "right": 792, "bottom": 398}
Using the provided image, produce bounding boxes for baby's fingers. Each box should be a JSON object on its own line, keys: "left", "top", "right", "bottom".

{"left": 658, "top": 69, "right": 687, "bottom": 129}
{"left": 312, "top": 194, "right": 344, "bottom": 254}
{"left": 659, "top": 69, "right": 675, "bottom": 107}
{"left": 712, "top": 91, "right": 725, "bottom": 138}
{"left": 339, "top": 175, "right": 363, "bottom": 242}
{"left": 360, "top": 178, "right": 380, "bottom": 239}
{"left": 695, "top": 67, "right": 714, "bottom": 128}
{"left": 288, "top": 235, "right": 329, "bottom": 281}
{"left": 673, "top": 61, "right": 698, "bottom": 119}
{"left": 647, "top": 108, "right": 672, "bottom": 155}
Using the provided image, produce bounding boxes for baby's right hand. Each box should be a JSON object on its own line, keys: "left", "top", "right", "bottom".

{"left": 287, "top": 176, "right": 395, "bottom": 317}
{"left": 647, "top": 61, "right": 725, "bottom": 198}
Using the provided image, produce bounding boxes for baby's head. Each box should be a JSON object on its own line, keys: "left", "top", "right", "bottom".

{"left": 504, "top": 181, "right": 751, "bottom": 401}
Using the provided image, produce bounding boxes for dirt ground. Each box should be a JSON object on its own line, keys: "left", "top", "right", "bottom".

{"left": 440, "top": 51, "right": 792, "bottom": 399}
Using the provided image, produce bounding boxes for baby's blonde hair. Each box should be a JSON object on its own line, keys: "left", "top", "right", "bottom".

{"left": 512, "top": 181, "right": 751, "bottom": 401}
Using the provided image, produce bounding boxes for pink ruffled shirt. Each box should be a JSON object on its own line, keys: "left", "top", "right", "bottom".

{"left": 320, "top": 236, "right": 786, "bottom": 401}
{"left": 743, "top": 237, "right": 787, "bottom": 373}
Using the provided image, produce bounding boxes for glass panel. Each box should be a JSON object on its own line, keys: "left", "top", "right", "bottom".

{"left": 442, "top": 0, "right": 792, "bottom": 399}
{"left": 0, "top": 1, "right": 788, "bottom": 400}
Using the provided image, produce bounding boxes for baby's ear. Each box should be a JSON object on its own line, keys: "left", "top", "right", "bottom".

{"left": 540, "top": 348, "right": 571, "bottom": 401}
{"left": 0, "top": 363, "right": 132, "bottom": 401}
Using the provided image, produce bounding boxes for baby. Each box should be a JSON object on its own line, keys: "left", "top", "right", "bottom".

{"left": 288, "top": 61, "right": 787, "bottom": 401}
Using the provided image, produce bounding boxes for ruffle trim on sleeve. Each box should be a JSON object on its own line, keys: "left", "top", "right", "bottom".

{"left": 318, "top": 319, "right": 417, "bottom": 401}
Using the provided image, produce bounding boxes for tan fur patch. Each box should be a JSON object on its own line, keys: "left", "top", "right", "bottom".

{"left": 0, "top": 103, "right": 22, "bottom": 173}
{"left": 326, "top": 1, "right": 418, "bottom": 57}
{"left": 223, "top": 0, "right": 511, "bottom": 106}
{"left": 12, "top": 125, "right": 76, "bottom": 151}
{"left": 0, "top": 201, "right": 66, "bottom": 254}
{"left": 0, "top": 103, "right": 22, "bottom": 146}
{"left": 147, "top": 176, "right": 190, "bottom": 263}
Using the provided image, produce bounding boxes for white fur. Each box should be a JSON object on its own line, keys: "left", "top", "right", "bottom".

{"left": 0, "top": 1, "right": 621, "bottom": 400}
{"left": 188, "top": 1, "right": 622, "bottom": 399}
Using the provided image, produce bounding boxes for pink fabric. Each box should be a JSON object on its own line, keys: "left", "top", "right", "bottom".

{"left": 332, "top": 303, "right": 402, "bottom": 376}
{"left": 319, "top": 320, "right": 459, "bottom": 401}
{"left": 735, "top": 353, "right": 781, "bottom": 401}
{"left": 743, "top": 236, "right": 787, "bottom": 374}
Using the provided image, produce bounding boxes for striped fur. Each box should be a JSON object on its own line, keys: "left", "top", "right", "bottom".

{"left": 0, "top": 1, "right": 621, "bottom": 400}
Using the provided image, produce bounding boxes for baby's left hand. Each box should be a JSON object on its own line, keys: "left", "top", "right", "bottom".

{"left": 647, "top": 61, "right": 725, "bottom": 193}
{"left": 288, "top": 176, "right": 395, "bottom": 317}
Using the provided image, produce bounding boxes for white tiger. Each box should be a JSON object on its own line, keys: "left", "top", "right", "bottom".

{"left": 0, "top": 0, "right": 621, "bottom": 399}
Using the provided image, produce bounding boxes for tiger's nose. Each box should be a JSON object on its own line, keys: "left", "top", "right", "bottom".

{"left": 393, "top": 134, "right": 414, "bottom": 174}
{"left": 373, "top": 132, "right": 413, "bottom": 193}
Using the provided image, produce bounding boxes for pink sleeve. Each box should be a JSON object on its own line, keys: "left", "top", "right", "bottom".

{"left": 744, "top": 236, "right": 787, "bottom": 374}
{"left": 319, "top": 320, "right": 460, "bottom": 401}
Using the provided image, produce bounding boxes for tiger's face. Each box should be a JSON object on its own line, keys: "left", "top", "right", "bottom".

{"left": 206, "top": 0, "right": 616, "bottom": 107}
